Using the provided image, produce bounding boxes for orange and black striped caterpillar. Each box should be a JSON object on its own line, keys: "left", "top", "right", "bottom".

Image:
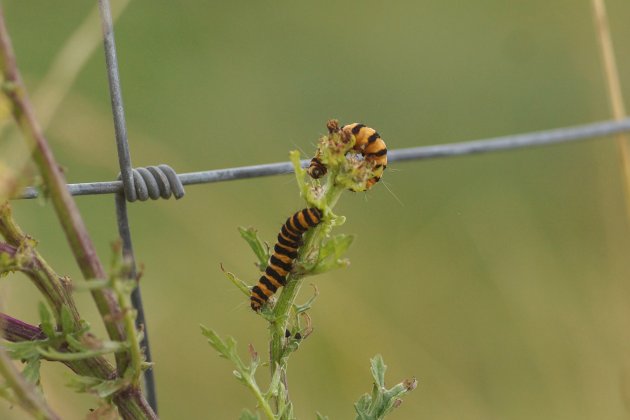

{"left": 308, "top": 123, "right": 388, "bottom": 190}
{"left": 250, "top": 207, "right": 323, "bottom": 311}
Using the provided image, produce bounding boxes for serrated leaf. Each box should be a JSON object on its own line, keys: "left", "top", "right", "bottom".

{"left": 268, "top": 363, "right": 282, "bottom": 396}
{"left": 68, "top": 375, "right": 128, "bottom": 399}
{"left": 37, "top": 302, "right": 55, "bottom": 338}
{"left": 21, "top": 358, "right": 41, "bottom": 385}
{"left": 200, "top": 325, "right": 248, "bottom": 373}
{"left": 4, "top": 340, "right": 44, "bottom": 361}
{"left": 221, "top": 266, "right": 251, "bottom": 297}
{"left": 200, "top": 326, "right": 230, "bottom": 358}
{"left": 238, "top": 227, "right": 269, "bottom": 267}
{"left": 277, "top": 398, "right": 293, "bottom": 420}
{"left": 354, "top": 393, "right": 371, "bottom": 415}
{"left": 60, "top": 305, "right": 74, "bottom": 335}
{"left": 311, "top": 234, "right": 354, "bottom": 274}
{"left": 239, "top": 408, "right": 260, "bottom": 420}
{"left": 370, "top": 354, "right": 386, "bottom": 388}
{"left": 37, "top": 339, "right": 126, "bottom": 361}
{"left": 355, "top": 355, "right": 417, "bottom": 420}
{"left": 65, "top": 334, "right": 127, "bottom": 355}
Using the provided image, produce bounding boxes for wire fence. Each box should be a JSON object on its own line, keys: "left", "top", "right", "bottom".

{"left": 7, "top": 1, "right": 630, "bottom": 418}
{"left": 16, "top": 117, "right": 630, "bottom": 200}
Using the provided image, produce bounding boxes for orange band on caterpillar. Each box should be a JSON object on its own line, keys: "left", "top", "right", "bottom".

{"left": 307, "top": 123, "right": 387, "bottom": 189}
{"left": 250, "top": 207, "right": 323, "bottom": 311}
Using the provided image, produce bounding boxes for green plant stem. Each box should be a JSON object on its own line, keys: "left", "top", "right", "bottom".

{"left": 269, "top": 167, "right": 345, "bottom": 406}
{"left": 245, "top": 376, "right": 275, "bottom": 420}
{"left": 0, "top": 345, "right": 60, "bottom": 420}
{"left": 115, "top": 280, "right": 143, "bottom": 386}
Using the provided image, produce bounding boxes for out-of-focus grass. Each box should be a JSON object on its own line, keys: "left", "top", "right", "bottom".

{"left": 2, "top": 0, "right": 630, "bottom": 418}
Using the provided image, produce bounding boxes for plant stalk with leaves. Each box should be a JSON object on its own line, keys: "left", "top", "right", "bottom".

{"left": 0, "top": 7, "right": 156, "bottom": 418}
{"left": 0, "top": 205, "right": 153, "bottom": 417}
{"left": 204, "top": 120, "right": 416, "bottom": 419}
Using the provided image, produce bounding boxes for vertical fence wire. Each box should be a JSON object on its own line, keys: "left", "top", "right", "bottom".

{"left": 97, "top": 0, "right": 157, "bottom": 414}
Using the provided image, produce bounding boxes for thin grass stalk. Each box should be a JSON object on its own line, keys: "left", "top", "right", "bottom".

{"left": 591, "top": 0, "right": 630, "bottom": 214}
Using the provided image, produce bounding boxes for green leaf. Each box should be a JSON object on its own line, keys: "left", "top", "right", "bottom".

{"left": 37, "top": 302, "right": 55, "bottom": 338}
{"left": 21, "top": 358, "right": 41, "bottom": 385}
{"left": 239, "top": 409, "right": 260, "bottom": 420}
{"left": 290, "top": 150, "right": 310, "bottom": 201}
{"left": 37, "top": 339, "right": 127, "bottom": 361}
{"left": 238, "top": 227, "right": 269, "bottom": 268}
{"left": 354, "top": 355, "right": 417, "bottom": 420}
{"left": 267, "top": 363, "right": 282, "bottom": 398}
{"left": 310, "top": 234, "right": 354, "bottom": 274}
{"left": 370, "top": 354, "right": 386, "bottom": 388}
{"left": 221, "top": 265, "right": 251, "bottom": 297}
{"left": 200, "top": 326, "right": 249, "bottom": 372}
{"left": 4, "top": 340, "right": 44, "bottom": 361}
{"left": 354, "top": 393, "right": 372, "bottom": 419}
{"left": 60, "top": 305, "right": 74, "bottom": 335}
{"left": 68, "top": 375, "right": 129, "bottom": 399}
{"left": 65, "top": 334, "right": 127, "bottom": 354}
{"left": 316, "top": 412, "right": 330, "bottom": 420}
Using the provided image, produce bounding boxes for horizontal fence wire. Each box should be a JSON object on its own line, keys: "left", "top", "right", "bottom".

{"left": 16, "top": 117, "right": 630, "bottom": 200}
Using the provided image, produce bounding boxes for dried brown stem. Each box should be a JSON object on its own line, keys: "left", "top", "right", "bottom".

{"left": 1, "top": 312, "right": 155, "bottom": 418}
{"left": 0, "top": 6, "right": 127, "bottom": 366}
{"left": 0, "top": 7, "right": 155, "bottom": 419}
{"left": 591, "top": 0, "right": 630, "bottom": 213}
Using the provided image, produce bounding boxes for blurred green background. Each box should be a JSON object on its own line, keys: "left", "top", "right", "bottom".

{"left": 2, "top": 0, "right": 630, "bottom": 418}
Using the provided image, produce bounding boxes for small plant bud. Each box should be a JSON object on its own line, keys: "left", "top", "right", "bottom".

{"left": 248, "top": 343, "right": 258, "bottom": 362}
{"left": 326, "top": 119, "right": 340, "bottom": 133}
{"left": 404, "top": 378, "right": 417, "bottom": 391}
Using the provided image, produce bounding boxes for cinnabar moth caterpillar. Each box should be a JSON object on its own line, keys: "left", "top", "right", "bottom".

{"left": 250, "top": 207, "right": 323, "bottom": 311}
{"left": 307, "top": 123, "right": 387, "bottom": 189}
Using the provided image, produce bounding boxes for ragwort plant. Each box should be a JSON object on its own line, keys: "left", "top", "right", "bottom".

{"left": 202, "top": 120, "right": 417, "bottom": 419}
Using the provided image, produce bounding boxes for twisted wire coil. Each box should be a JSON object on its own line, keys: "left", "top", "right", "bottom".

{"left": 119, "top": 164, "right": 185, "bottom": 202}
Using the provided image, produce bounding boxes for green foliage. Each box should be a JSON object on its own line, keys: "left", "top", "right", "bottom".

{"left": 221, "top": 264, "right": 251, "bottom": 297}
{"left": 238, "top": 227, "right": 270, "bottom": 269}
{"left": 5, "top": 301, "right": 128, "bottom": 370}
{"left": 0, "top": 243, "right": 147, "bottom": 413}
{"left": 200, "top": 327, "right": 276, "bottom": 419}
{"left": 38, "top": 302, "right": 55, "bottom": 339}
{"left": 354, "top": 355, "right": 417, "bottom": 420}
{"left": 307, "top": 233, "right": 354, "bottom": 275}
{"left": 204, "top": 123, "right": 417, "bottom": 419}
{"left": 68, "top": 374, "right": 131, "bottom": 399}
{"left": 20, "top": 358, "right": 41, "bottom": 386}
{"left": 240, "top": 409, "right": 261, "bottom": 420}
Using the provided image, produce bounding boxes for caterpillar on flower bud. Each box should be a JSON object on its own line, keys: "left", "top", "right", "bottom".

{"left": 307, "top": 122, "right": 387, "bottom": 190}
